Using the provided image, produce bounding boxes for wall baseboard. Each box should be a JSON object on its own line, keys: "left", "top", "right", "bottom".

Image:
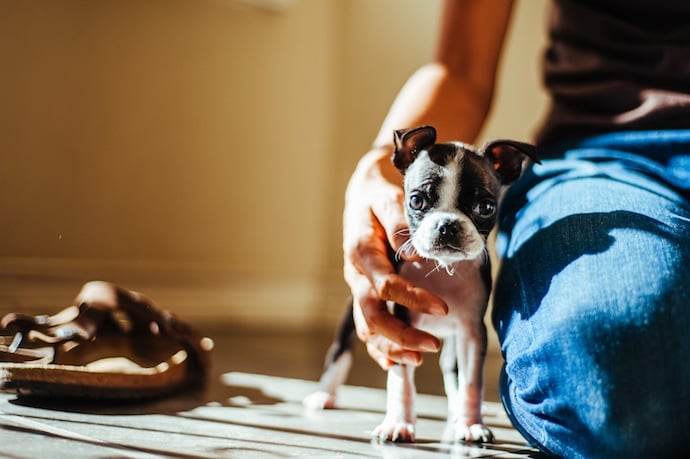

{"left": 0, "top": 257, "right": 502, "bottom": 354}
{"left": 0, "top": 257, "right": 343, "bottom": 329}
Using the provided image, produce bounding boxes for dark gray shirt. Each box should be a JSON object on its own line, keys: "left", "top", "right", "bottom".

{"left": 536, "top": 0, "right": 690, "bottom": 146}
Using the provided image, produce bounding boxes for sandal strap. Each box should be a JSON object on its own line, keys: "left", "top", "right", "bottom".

{"left": 1, "top": 304, "right": 106, "bottom": 346}
{"left": 108, "top": 284, "right": 214, "bottom": 374}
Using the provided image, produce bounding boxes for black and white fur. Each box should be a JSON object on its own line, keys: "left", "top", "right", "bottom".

{"left": 304, "top": 125, "right": 538, "bottom": 443}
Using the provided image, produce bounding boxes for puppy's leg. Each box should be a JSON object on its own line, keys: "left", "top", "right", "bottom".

{"left": 454, "top": 320, "right": 493, "bottom": 443}
{"left": 440, "top": 336, "right": 459, "bottom": 413}
{"left": 303, "top": 301, "right": 355, "bottom": 410}
{"left": 373, "top": 363, "right": 417, "bottom": 442}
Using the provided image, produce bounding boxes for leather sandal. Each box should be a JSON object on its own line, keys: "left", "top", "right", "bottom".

{"left": 0, "top": 281, "right": 214, "bottom": 399}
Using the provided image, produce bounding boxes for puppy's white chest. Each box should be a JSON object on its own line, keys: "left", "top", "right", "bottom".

{"left": 397, "top": 259, "right": 489, "bottom": 338}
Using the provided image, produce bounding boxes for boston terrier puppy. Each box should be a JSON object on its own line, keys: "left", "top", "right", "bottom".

{"left": 304, "top": 125, "right": 538, "bottom": 443}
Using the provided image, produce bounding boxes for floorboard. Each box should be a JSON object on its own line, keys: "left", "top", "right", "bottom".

{"left": 0, "top": 326, "right": 541, "bottom": 458}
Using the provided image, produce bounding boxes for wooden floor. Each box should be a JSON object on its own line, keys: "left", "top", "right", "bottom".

{"left": 0, "top": 326, "right": 541, "bottom": 458}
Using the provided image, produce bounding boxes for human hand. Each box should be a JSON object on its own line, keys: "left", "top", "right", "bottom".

{"left": 342, "top": 147, "right": 448, "bottom": 369}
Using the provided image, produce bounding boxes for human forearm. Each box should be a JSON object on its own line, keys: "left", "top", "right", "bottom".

{"left": 373, "top": 0, "right": 515, "bottom": 147}
{"left": 373, "top": 62, "right": 492, "bottom": 147}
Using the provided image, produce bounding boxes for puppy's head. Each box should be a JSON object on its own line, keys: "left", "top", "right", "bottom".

{"left": 392, "top": 125, "right": 538, "bottom": 266}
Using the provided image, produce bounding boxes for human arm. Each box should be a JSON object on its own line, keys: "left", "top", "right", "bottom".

{"left": 343, "top": 0, "right": 516, "bottom": 369}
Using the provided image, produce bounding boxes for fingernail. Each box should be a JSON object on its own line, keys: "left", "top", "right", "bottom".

{"left": 431, "top": 304, "right": 447, "bottom": 316}
{"left": 402, "top": 354, "right": 422, "bottom": 366}
{"left": 420, "top": 339, "right": 440, "bottom": 353}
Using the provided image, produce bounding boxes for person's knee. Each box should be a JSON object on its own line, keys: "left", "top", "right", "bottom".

{"left": 495, "top": 223, "right": 690, "bottom": 458}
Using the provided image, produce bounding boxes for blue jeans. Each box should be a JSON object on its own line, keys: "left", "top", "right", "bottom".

{"left": 493, "top": 130, "right": 690, "bottom": 459}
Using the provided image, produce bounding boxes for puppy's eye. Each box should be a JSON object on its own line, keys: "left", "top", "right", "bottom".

{"left": 473, "top": 198, "right": 496, "bottom": 218}
{"left": 409, "top": 193, "right": 427, "bottom": 211}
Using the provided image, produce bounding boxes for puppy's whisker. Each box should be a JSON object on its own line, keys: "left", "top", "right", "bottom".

{"left": 424, "top": 260, "right": 457, "bottom": 278}
{"left": 395, "top": 239, "right": 417, "bottom": 262}
{"left": 425, "top": 264, "right": 440, "bottom": 278}
{"left": 394, "top": 248, "right": 404, "bottom": 262}
{"left": 394, "top": 228, "right": 411, "bottom": 237}
{"left": 394, "top": 242, "right": 406, "bottom": 262}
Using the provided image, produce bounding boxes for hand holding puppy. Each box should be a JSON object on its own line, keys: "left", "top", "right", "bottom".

{"left": 342, "top": 144, "right": 447, "bottom": 370}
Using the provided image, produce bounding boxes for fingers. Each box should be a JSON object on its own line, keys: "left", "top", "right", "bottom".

{"left": 352, "top": 297, "right": 422, "bottom": 369}
{"left": 348, "top": 268, "right": 442, "bottom": 369}
{"left": 344, "top": 195, "right": 446, "bottom": 316}
{"left": 357, "top": 292, "right": 441, "bottom": 352}
{"left": 373, "top": 272, "right": 447, "bottom": 316}
{"left": 342, "top": 148, "right": 446, "bottom": 368}
{"left": 365, "top": 338, "right": 424, "bottom": 370}
{"left": 346, "top": 234, "right": 447, "bottom": 316}
{"left": 354, "top": 297, "right": 441, "bottom": 369}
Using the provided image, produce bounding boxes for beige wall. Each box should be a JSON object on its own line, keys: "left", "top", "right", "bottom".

{"left": 0, "top": 0, "right": 547, "bottom": 328}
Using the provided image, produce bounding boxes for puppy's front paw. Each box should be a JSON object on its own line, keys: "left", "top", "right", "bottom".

{"left": 302, "top": 391, "right": 336, "bottom": 410}
{"left": 456, "top": 423, "right": 494, "bottom": 443}
{"left": 373, "top": 419, "right": 416, "bottom": 443}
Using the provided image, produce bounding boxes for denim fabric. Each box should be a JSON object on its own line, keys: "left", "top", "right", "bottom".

{"left": 492, "top": 130, "right": 690, "bottom": 458}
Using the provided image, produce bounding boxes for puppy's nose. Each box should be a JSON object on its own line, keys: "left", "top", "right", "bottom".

{"left": 437, "top": 220, "right": 460, "bottom": 238}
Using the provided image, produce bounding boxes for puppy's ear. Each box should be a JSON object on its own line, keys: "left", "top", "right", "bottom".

{"left": 483, "top": 140, "right": 540, "bottom": 184}
{"left": 392, "top": 125, "right": 437, "bottom": 172}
